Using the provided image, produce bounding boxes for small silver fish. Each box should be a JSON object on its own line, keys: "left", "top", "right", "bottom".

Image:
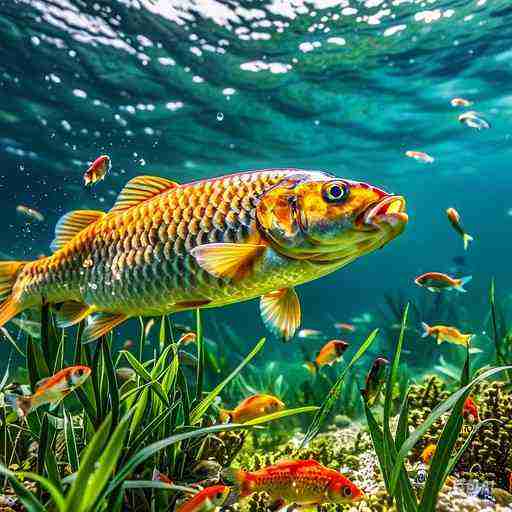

{"left": 458, "top": 111, "right": 490, "bottom": 130}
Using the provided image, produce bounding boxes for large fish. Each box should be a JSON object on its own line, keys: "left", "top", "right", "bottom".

{"left": 0, "top": 170, "right": 407, "bottom": 342}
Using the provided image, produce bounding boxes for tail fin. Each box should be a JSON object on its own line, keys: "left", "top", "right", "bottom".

{"left": 304, "top": 361, "right": 318, "bottom": 375}
{"left": 219, "top": 409, "right": 233, "bottom": 423}
{"left": 463, "top": 233, "right": 473, "bottom": 251}
{"left": 455, "top": 275, "right": 472, "bottom": 293}
{"left": 421, "top": 322, "right": 430, "bottom": 338}
{"left": 0, "top": 261, "right": 26, "bottom": 327}
{"left": 5, "top": 393, "right": 32, "bottom": 417}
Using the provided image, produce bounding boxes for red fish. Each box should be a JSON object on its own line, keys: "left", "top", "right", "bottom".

{"left": 176, "top": 485, "right": 231, "bottom": 512}
{"left": 83, "top": 155, "right": 111, "bottom": 186}
{"left": 5, "top": 365, "right": 91, "bottom": 416}
{"left": 462, "top": 397, "right": 479, "bottom": 423}
{"left": 229, "top": 459, "right": 364, "bottom": 506}
{"left": 152, "top": 469, "right": 173, "bottom": 485}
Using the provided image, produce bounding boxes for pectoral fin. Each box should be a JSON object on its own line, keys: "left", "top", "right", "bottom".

{"left": 260, "top": 287, "right": 301, "bottom": 341}
{"left": 191, "top": 243, "right": 266, "bottom": 280}
{"left": 55, "top": 301, "right": 95, "bottom": 328}
{"left": 82, "top": 312, "right": 128, "bottom": 343}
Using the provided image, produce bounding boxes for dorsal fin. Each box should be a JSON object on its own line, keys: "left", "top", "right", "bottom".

{"left": 109, "top": 175, "right": 179, "bottom": 214}
{"left": 51, "top": 210, "right": 106, "bottom": 252}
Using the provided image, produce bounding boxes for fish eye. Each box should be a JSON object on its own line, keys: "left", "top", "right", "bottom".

{"left": 342, "top": 486, "right": 352, "bottom": 497}
{"left": 322, "top": 181, "right": 349, "bottom": 203}
{"left": 77, "top": 368, "right": 84, "bottom": 376}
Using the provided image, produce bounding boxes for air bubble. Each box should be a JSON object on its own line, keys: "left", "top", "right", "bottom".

{"left": 216, "top": 112, "right": 224, "bottom": 121}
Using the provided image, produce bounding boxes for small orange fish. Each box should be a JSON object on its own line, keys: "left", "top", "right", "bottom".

{"left": 414, "top": 272, "right": 472, "bottom": 293}
{"left": 334, "top": 322, "right": 356, "bottom": 332}
{"left": 219, "top": 394, "right": 285, "bottom": 423}
{"left": 16, "top": 205, "right": 44, "bottom": 222}
{"left": 178, "top": 332, "right": 197, "bottom": 345}
{"left": 152, "top": 468, "right": 174, "bottom": 485}
{"left": 421, "top": 322, "right": 473, "bottom": 347}
{"left": 405, "top": 150, "right": 434, "bottom": 164}
{"left": 5, "top": 365, "right": 91, "bottom": 417}
{"left": 421, "top": 444, "right": 436, "bottom": 464}
{"left": 229, "top": 459, "right": 364, "bottom": 505}
{"left": 123, "top": 339, "right": 134, "bottom": 350}
{"left": 83, "top": 155, "right": 111, "bottom": 186}
{"left": 305, "top": 340, "right": 348, "bottom": 374}
{"left": 462, "top": 397, "right": 479, "bottom": 424}
{"left": 446, "top": 207, "right": 473, "bottom": 250}
{"left": 451, "top": 98, "right": 472, "bottom": 107}
{"left": 176, "top": 485, "right": 231, "bottom": 512}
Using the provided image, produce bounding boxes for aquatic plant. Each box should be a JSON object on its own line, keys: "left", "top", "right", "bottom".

{"left": 364, "top": 303, "right": 512, "bottom": 512}
{"left": 0, "top": 307, "right": 314, "bottom": 511}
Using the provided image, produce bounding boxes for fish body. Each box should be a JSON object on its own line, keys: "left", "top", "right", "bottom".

{"left": 334, "top": 322, "right": 356, "bottom": 332}
{"left": 178, "top": 332, "right": 197, "bottom": 345}
{"left": 458, "top": 111, "right": 490, "bottom": 130}
{"left": 84, "top": 155, "right": 111, "bottom": 186}
{"left": 421, "top": 444, "right": 436, "bottom": 464}
{"left": 16, "top": 205, "right": 44, "bottom": 222}
{"left": 462, "top": 397, "right": 479, "bottom": 423}
{"left": 5, "top": 365, "right": 91, "bottom": 416}
{"left": 152, "top": 469, "right": 173, "bottom": 485}
{"left": 405, "top": 150, "right": 434, "bottom": 164}
{"left": 297, "top": 329, "right": 323, "bottom": 339}
{"left": 306, "top": 340, "right": 348, "bottom": 374}
{"left": 414, "top": 272, "right": 472, "bottom": 293}
{"left": 361, "top": 357, "right": 389, "bottom": 407}
{"left": 421, "top": 322, "right": 473, "bottom": 346}
{"left": 446, "top": 207, "right": 473, "bottom": 251}
{"left": 451, "top": 98, "right": 472, "bottom": 107}
{"left": 230, "top": 459, "right": 364, "bottom": 505}
{"left": 0, "top": 170, "right": 407, "bottom": 342}
{"left": 220, "top": 394, "right": 284, "bottom": 423}
{"left": 176, "top": 485, "right": 231, "bottom": 512}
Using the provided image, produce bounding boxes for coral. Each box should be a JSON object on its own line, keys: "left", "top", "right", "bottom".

{"left": 407, "top": 379, "right": 512, "bottom": 488}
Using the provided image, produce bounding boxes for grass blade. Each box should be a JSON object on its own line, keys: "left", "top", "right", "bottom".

{"left": 107, "top": 423, "right": 251, "bottom": 494}
{"left": 0, "top": 463, "right": 59, "bottom": 512}
{"left": 195, "top": 308, "right": 205, "bottom": 403}
{"left": 63, "top": 409, "right": 80, "bottom": 472}
{"left": 190, "top": 338, "right": 265, "bottom": 424}
{"left": 241, "top": 406, "right": 319, "bottom": 426}
{"left": 102, "top": 337, "right": 120, "bottom": 429}
{"left": 301, "top": 329, "right": 379, "bottom": 446}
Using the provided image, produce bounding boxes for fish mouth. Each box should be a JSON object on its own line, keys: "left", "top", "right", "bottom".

{"left": 358, "top": 195, "right": 408, "bottom": 231}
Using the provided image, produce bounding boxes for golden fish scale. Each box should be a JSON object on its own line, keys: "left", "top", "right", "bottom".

{"left": 257, "top": 470, "right": 331, "bottom": 501}
{"left": 17, "top": 170, "right": 323, "bottom": 314}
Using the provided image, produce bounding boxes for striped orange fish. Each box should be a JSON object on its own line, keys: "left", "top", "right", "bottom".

{"left": 0, "top": 170, "right": 407, "bottom": 342}
{"left": 5, "top": 365, "right": 91, "bottom": 416}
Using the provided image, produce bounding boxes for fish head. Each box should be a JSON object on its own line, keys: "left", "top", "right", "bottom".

{"left": 328, "top": 476, "right": 365, "bottom": 503}
{"left": 70, "top": 365, "right": 92, "bottom": 386}
{"left": 256, "top": 171, "right": 407, "bottom": 264}
{"left": 267, "top": 396, "right": 285, "bottom": 412}
{"left": 204, "top": 485, "right": 232, "bottom": 507}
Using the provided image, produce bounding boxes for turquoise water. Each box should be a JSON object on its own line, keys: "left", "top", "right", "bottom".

{"left": 1, "top": 0, "right": 512, "bottom": 367}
